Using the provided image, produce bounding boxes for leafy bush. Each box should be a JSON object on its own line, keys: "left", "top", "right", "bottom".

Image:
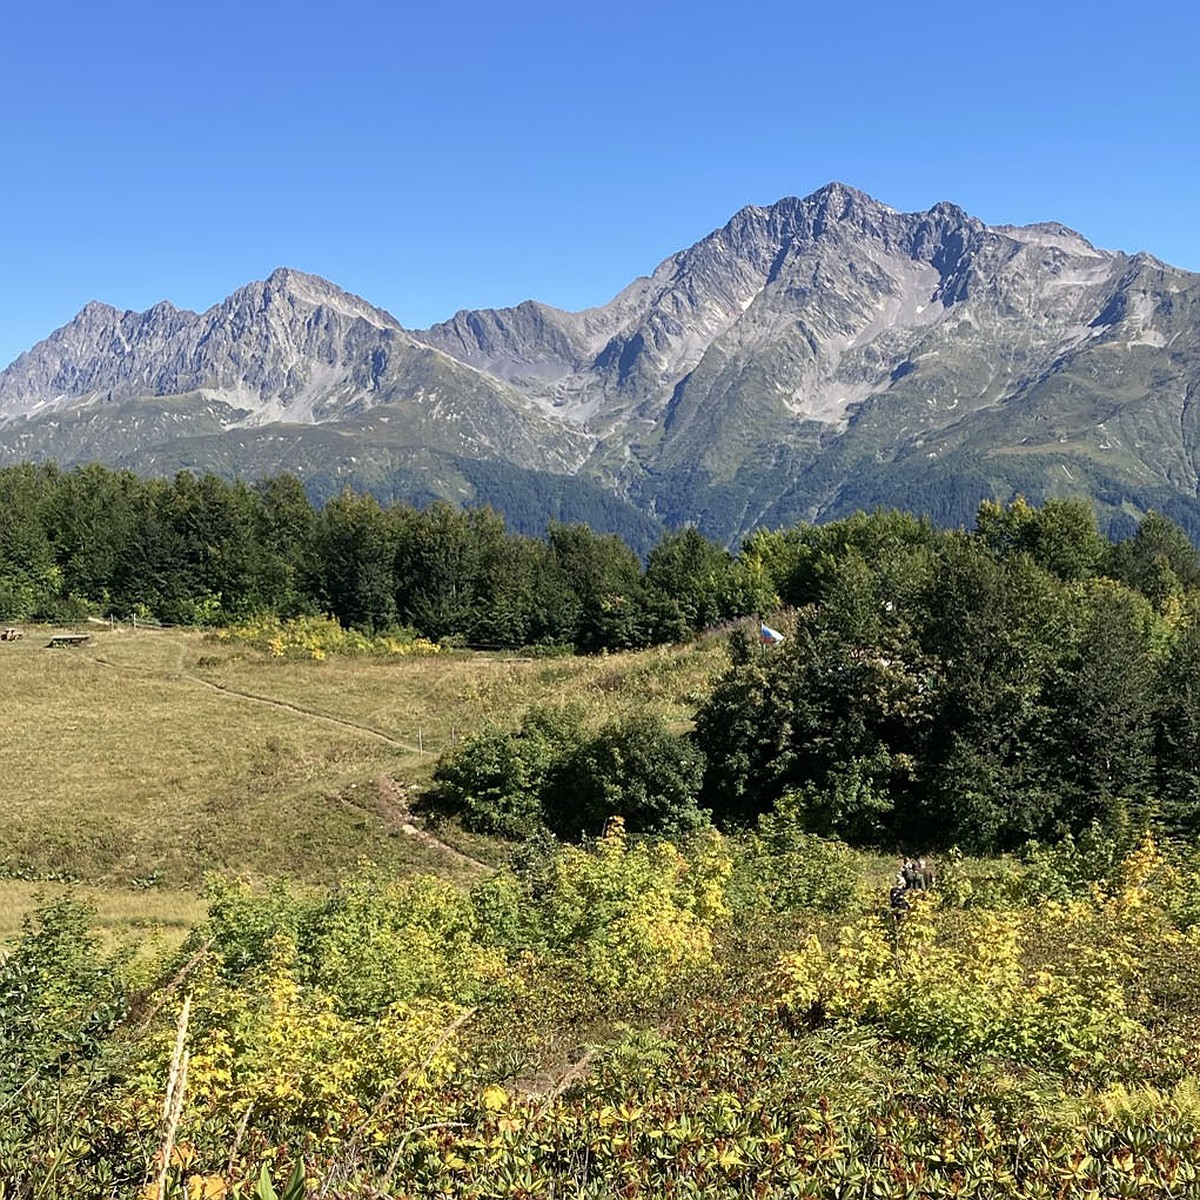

{"left": 0, "top": 897, "right": 138, "bottom": 1197}
{"left": 779, "top": 843, "right": 1200, "bottom": 1077}
{"left": 517, "top": 820, "right": 732, "bottom": 1008}
{"left": 780, "top": 902, "right": 1140, "bottom": 1070}
{"left": 130, "top": 939, "right": 469, "bottom": 1162}
{"left": 304, "top": 873, "right": 509, "bottom": 1015}
{"left": 774, "top": 762, "right": 894, "bottom": 844}
{"left": 431, "top": 709, "right": 708, "bottom": 840}
{"left": 731, "top": 794, "right": 862, "bottom": 915}
{"left": 1016, "top": 817, "right": 1146, "bottom": 901}
{"left": 542, "top": 714, "right": 708, "bottom": 839}
{"left": 431, "top": 707, "right": 583, "bottom": 837}
{"left": 14, "top": 835, "right": 1200, "bottom": 1196}
{"left": 219, "top": 613, "right": 440, "bottom": 659}
{"left": 199, "top": 876, "right": 321, "bottom": 980}
{"left": 200, "top": 869, "right": 507, "bottom": 1015}
{"left": 0, "top": 896, "right": 130, "bottom": 1093}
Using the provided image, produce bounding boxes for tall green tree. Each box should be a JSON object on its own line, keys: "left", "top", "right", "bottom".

{"left": 253, "top": 473, "right": 319, "bottom": 616}
{"left": 916, "top": 541, "right": 1067, "bottom": 847}
{"left": 548, "top": 523, "right": 646, "bottom": 652}
{"left": 976, "top": 496, "right": 1108, "bottom": 581}
{"left": 642, "top": 527, "right": 731, "bottom": 640}
{"left": 1108, "top": 511, "right": 1200, "bottom": 609}
{"left": 0, "top": 463, "right": 61, "bottom": 618}
{"left": 1155, "top": 612, "right": 1200, "bottom": 836}
{"left": 314, "top": 490, "right": 398, "bottom": 632}
{"left": 394, "top": 503, "right": 487, "bottom": 640}
{"left": 1042, "top": 581, "right": 1159, "bottom": 827}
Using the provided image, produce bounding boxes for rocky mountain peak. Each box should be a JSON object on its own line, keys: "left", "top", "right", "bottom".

{"left": 5, "top": 184, "right": 1200, "bottom": 549}
{"left": 76, "top": 299, "right": 122, "bottom": 322}
{"left": 225, "top": 268, "right": 402, "bottom": 331}
{"left": 802, "top": 180, "right": 881, "bottom": 225}
{"left": 926, "top": 199, "right": 970, "bottom": 222}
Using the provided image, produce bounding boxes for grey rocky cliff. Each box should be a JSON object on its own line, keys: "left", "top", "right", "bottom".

{"left": 4, "top": 186, "right": 1200, "bottom": 542}
{"left": 0, "top": 268, "right": 588, "bottom": 475}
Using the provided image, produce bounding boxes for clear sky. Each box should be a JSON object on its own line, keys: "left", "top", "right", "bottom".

{"left": 1, "top": 0, "right": 1197, "bottom": 369}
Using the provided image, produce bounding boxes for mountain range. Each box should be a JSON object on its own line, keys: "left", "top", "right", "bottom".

{"left": 4, "top": 182, "right": 1200, "bottom": 547}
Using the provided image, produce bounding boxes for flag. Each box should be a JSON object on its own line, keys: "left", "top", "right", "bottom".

{"left": 760, "top": 623, "right": 784, "bottom": 646}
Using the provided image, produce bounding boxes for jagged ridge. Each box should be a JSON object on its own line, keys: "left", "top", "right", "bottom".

{"left": 4, "top": 185, "right": 1200, "bottom": 543}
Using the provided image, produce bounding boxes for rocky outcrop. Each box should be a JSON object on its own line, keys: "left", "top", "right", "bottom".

{"left": 4, "top": 186, "right": 1200, "bottom": 543}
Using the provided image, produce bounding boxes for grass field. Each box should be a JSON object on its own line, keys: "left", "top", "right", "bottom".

{"left": 0, "top": 879, "right": 207, "bottom": 943}
{"left": 0, "top": 625, "right": 724, "bottom": 931}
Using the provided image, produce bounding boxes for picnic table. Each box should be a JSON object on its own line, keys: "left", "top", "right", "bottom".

{"left": 1, "top": 628, "right": 21, "bottom": 641}
{"left": 46, "top": 633, "right": 90, "bottom": 648}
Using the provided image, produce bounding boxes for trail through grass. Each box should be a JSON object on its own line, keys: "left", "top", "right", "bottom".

{"left": 0, "top": 627, "right": 723, "bottom": 919}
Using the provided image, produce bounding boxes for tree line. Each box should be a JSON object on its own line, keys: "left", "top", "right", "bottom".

{"left": 0, "top": 462, "right": 771, "bottom": 648}
{"left": 435, "top": 498, "right": 1200, "bottom": 850}
{"left": 696, "top": 500, "right": 1200, "bottom": 848}
{"left": 7, "top": 461, "right": 1200, "bottom": 849}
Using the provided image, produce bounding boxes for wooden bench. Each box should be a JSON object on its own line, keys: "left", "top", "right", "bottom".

{"left": 0, "top": 628, "right": 21, "bottom": 641}
{"left": 46, "top": 633, "right": 90, "bottom": 648}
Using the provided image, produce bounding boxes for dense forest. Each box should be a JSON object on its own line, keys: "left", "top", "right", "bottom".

{"left": 0, "top": 462, "right": 770, "bottom": 647}
{"left": 424, "top": 496, "right": 1200, "bottom": 852}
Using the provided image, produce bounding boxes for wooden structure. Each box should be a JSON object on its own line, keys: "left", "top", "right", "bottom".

{"left": 1, "top": 628, "right": 21, "bottom": 641}
{"left": 46, "top": 633, "right": 90, "bottom": 648}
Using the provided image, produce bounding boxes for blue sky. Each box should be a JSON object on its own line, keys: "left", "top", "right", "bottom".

{"left": 1, "top": 0, "right": 1197, "bottom": 368}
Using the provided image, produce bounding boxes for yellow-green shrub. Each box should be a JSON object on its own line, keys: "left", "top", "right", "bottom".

{"left": 306, "top": 873, "right": 509, "bottom": 1015}
{"left": 218, "top": 614, "right": 440, "bottom": 660}
{"left": 131, "top": 937, "right": 465, "bottom": 1159}
{"left": 779, "top": 894, "right": 1149, "bottom": 1069}
{"left": 527, "top": 821, "right": 731, "bottom": 1006}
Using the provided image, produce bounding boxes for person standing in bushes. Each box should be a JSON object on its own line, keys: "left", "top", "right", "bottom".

{"left": 917, "top": 857, "right": 934, "bottom": 890}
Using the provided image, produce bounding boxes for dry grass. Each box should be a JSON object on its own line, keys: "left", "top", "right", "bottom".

{"left": 0, "top": 628, "right": 725, "bottom": 902}
{"left": 0, "top": 879, "right": 207, "bottom": 946}
{"left": 191, "top": 636, "right": 720, "bottom": 757}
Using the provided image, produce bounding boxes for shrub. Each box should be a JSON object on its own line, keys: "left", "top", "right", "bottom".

{"left": 199, "top": 869, "right": 509, "bottom": 1016}
{"left": 731, "top": 794, "right": 862, "bottom": 915}
{"left": 780, "top": 901, "right": 1142, "bottom": 1071}
{"left": 130, "top": 938, "right": 468, "bottom": 1162}
{"left": 778, "top": 843, "right": 1199, "bottom": 1077}
{"left": 0, "top": 897, "right": 137, "bottom": 1197}
{"left": 542, "top": 714, "right": 708, "bottom": 839}
{"left": 521, "top": 820, "right": 731, "bottom": 1008}
{"left": 431, "top": 706, "right": 584, "bottom": 837}
{"left": 219, "top": 614, "right": 439, "bottom": 659}
{"left": 304, "top": 873, "right": 509, "bottom": 1015}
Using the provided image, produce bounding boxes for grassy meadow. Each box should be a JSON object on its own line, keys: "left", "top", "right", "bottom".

{"left": 0, "top": 624, "right": 723, "bottom": 922}
{"left": 9, "top": 624, "right": 1200, "bottom": 1198}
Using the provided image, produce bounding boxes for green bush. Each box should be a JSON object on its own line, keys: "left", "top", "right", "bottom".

{"left": 542, "top": 714, "right": 708, "bottom": 839}
{"left": 506, "top": 820, "right": 731, "bottom": 1008}
{"left": 0, "top": 897, "right": 138, "bottom": 1197}
{"left": 304, "top": 873, "right": 509, "bottom": 1015}
{"left": 731, "top": 794, "right": 862, "bottom": 915}
{"left": 0, "top": 896, "right": 130, "bottom": 1091}
{"left": 430, "top": 706, "right": 583, "bottom": 837}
